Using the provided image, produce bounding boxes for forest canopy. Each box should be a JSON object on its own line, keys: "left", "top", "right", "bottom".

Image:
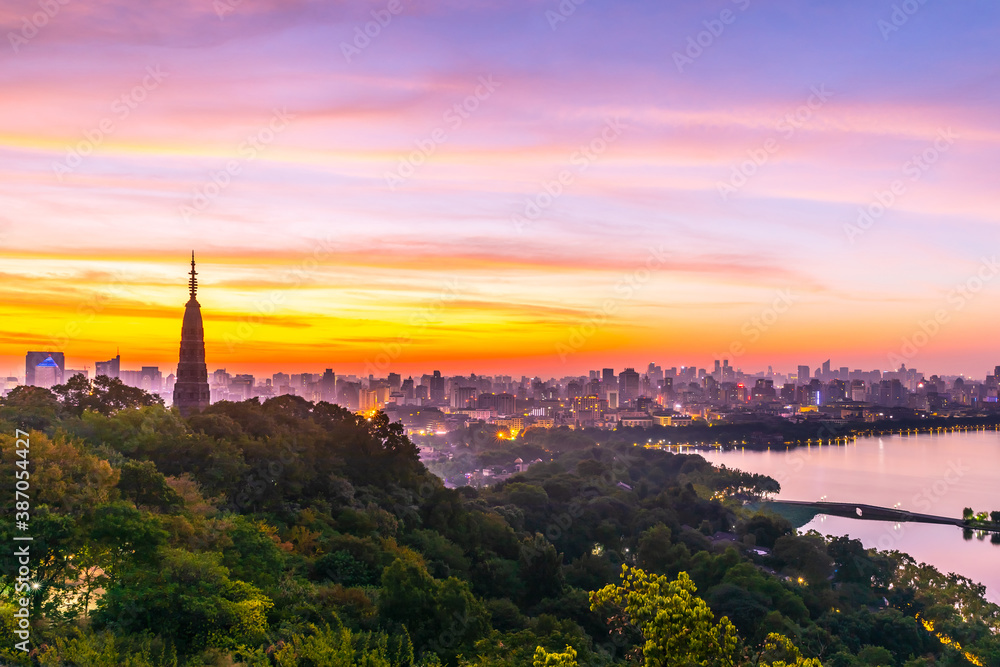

{"left": 1, "top": 384, "right": 997, "bottom": 666}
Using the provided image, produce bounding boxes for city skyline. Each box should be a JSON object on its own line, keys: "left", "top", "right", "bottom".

{"left": 2, "top": 2, "right": 1000, "bottom": 377}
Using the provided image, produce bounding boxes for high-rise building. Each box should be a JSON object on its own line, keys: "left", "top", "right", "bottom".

{"left": 606, "top": 390, "right": 619, "bottom": 409}
{"left": 429, "top": 370, "right": 446, "bottom": 403}
{"left": 141, "top": 366, "right": 163, "bottom": 394}
{"left": 25, "top": 351, "right": 64, "bottom": 386}
{"left": 850, "top": 380, "right": 867, "bottom": 402}
{"left": 647, "top": 363, "right": 663, "bottom": 385}
{"left": 95, "top": 354, "right": 120, "bottom": 379}
{"left": 172, "top": 253, "right": 211, "bottom": 417}
{"left": 566, "top": 380, "right": 583, "bottom": 399}
{"left": 618, "top": 368, "right": 640, "bottom": 401}
{"left": 602, "top": 368, "right": 615, "bottom": 390}
{"left": 321, "top": 369, "right": 337, "bottom": 402}
{"left": 451, "top": 385, "right": 477, "bottom": 408}
{"left": 476, "top": 392, "right": 515, "bottom": 415}
{"left": 32, "top": 354, "right": 61, "bottom": 388}
{"left": 797, "top": 365, "right": 811, "bottom": 385}
{"left": 572, "top": 395, "right": 602, "bottom": 422}
{"left": 231, "top": 375, "right": 254, "bottom": 401}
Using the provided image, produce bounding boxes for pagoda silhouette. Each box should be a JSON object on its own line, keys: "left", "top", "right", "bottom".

{"left": 172, "top": 252, "right": 210, "bottom": 417}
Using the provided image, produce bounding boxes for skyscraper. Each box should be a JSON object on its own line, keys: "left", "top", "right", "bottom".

{"left": 321, "top": 369, "right": 337, "bottom": 402}
{"left": 618, "top": 367, "right": 640, "bottom": 402}
{"left": 32, "top": 354, "right": 61, "bottom": 388}
{"left": 95, "top": 354, "right": 120, "bottom": 379}
{"left": 25, "top": 351, "right": 64, "bottom": 386}
{"left": 429, "top": 370, "right": 445, "bottom": 402}
{"left": 172, "top": 253, "right": 210, "bottom": 417}
{"left": 602, "top": 368, "right": 616, "bottom": 390}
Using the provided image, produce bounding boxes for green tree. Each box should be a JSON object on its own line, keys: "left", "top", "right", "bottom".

{"left": 590, "top": 566, "right": 742, "bottom": 666}
{"left": 117, "top": 460, "right": 184, "bottom": 513}
{"left": 52, "top": 374, "right": 163, "bottom": 416}
{"left": 379, "top": 558, "right": 489, "bottom": 662}
{"left": 532, "top": 644, "right": 578, "bottom": 667}
{"left": 637, "top": 524, "right": 690, "bottom": 578}
{"left": 857, "top": 644, "right": 894, "bottom": 665}
{"left": 590, "top": 567, "right": 822, "bottom": 667}
{"left": 773, "top": 534, "right": 834, "bottom": 586}
{"left": 0, "top": 385, "right": 61, "bottom": 430}
{"left": 94, "top": 548, "right": 272, "bottom": 653}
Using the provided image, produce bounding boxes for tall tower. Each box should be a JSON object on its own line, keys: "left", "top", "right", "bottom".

{"left": 173, "top": 252, "right": 210, "bottom": 417}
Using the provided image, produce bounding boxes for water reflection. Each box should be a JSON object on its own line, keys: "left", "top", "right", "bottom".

{"left": 702, "top": 430, "right": 1000, "bottom": 602}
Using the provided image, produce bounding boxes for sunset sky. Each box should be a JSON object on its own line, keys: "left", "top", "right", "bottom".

{"left": 2, "top": 0, "right": 999, "bottom": 379}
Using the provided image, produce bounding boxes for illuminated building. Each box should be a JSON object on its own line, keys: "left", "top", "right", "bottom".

{"left": 25, "top": 351, "right": 64, "bottom": 386}
{"left": 32, "top": 354, "right": 61, "bottom": 388}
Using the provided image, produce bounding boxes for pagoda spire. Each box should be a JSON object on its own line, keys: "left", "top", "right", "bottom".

{"left": 189, "top": 251, "right": 198, "bottom": 300}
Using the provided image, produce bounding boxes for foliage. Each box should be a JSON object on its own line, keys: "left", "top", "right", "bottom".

{"left": 52, "top": 374, "right": 164, "bottom": 416}
{"left": 2, "top": 390, "right": 999, "bottom": 666}
{"left": 591, "top": 566, "right": 741, "bottom": 666}
{"left": 532, "top": 644, "right": 578, "bottom": 666}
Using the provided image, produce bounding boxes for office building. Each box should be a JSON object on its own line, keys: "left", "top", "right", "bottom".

{"left": 25, "top": 351, "right": 65, "bottom": 387}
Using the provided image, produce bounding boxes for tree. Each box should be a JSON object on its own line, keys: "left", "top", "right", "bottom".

{"left": 773, "top": 534, "right": 834, "bottom": 586}
{"left": 379, "top": 558, "right": 489, "bottom": 661}
{"left": 991, "top": 511, "right": 1000, "bottom": 524}
{"left": 94, "top": 548, "right": 272, "bottom": 653}
{"left": 637, "top": 524, "right": 690, "bottom": 578}
{"left": 590, "top": 566, "right": 742, "bottom": 666}
{"left": 740, "top": 513, "right": 792, "bottom": 549}
{"left": 590, "top": 567, "right": 822, "bottom": 667}
{"left": 0, "top": 385, "right": 61, "bottom": 430}
{"left": 754, "top": 633, "right": 824, "bottom": 667}
{"left": 52, "top": 374, "right": 163, "bottom": 416}
{"left": 260, "top": 623, "right": 416, "bottom": 666}
{"left": 533, "top": 644, "right": 578, "bottom": 667}
{"left": 117, "top": 461, "right": 184, "bottom": 513}
{"left": 963, "top": 507, "right": 974, "bottom": 521}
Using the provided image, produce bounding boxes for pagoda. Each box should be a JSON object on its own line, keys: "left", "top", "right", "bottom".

{"left": 172, "top": 252, "right": 211, "bottom": 417}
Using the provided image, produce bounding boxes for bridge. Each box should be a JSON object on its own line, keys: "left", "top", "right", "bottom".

{"left": 765, "top": 500, "right": 1000, "bottom": 534}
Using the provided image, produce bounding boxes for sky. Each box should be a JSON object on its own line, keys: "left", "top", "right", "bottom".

{"left": 1, "top": 0, "right": 1000, "bottom": 380}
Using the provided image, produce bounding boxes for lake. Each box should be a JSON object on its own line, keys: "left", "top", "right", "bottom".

{"left": 700, "top": 429, "right": 1000, "bottom": 602}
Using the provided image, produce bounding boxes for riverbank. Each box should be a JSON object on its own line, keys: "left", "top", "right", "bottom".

{"left": 702, "top": 429, "right": 1000, "bottom": 602}
{"left": 616, "top": 415, "right": 1000, "bottom": 453}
